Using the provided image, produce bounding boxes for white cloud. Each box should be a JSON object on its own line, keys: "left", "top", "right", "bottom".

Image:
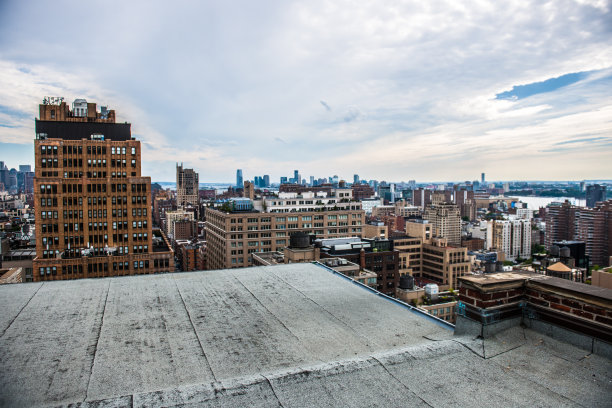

{"left": 0, "top": 0, "right": 611, "bottom": 181}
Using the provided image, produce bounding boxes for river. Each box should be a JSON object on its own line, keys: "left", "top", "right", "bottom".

{"left": 510, "top": 196, "right": 586, "bottom": 209}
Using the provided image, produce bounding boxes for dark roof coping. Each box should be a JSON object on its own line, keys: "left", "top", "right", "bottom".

{"left": 35, "top": 119, "right": 132, "bottom": 141}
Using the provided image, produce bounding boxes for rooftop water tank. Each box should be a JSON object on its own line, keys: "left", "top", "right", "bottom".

{"left": 290, "top": 231, "right": 310, "bottom": 249}
{"left": 425, "top": 283, "right": 439, "bottom": 300}
{"left": 560, "top": 246, "right": 571, "bottom": 258}
{"left": 399, "top": 275, "right": 414, "bottom": 290}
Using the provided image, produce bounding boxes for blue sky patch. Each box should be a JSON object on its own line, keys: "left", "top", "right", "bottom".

{"left": 0, "top": 104, "right": 30, "bottom": 120}
{"left": 554, "top": 136, "right": 610, "bottom": 145}
{"left": 496, "top": 71, "right": 590, "bottom": 100}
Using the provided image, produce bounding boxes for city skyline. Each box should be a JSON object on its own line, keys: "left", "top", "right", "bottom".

{"left": 1, "top": 1, "right": 611, "bottom": 181}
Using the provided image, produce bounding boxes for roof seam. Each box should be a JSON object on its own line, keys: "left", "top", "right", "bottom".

{"left": 172, "top": 276, "right": 217, "bottom": 382}
{"left": 452, "top": 338, "right": 486, "bottom": 359}
{"left": 0, "top": 283, "right": 44, "bottom": 339}
{"left": 231, "top": 271, "right": 302, "bottom": 344}
{"left": 370, "top": 356, "right": 434, "bottom": 408}
{"left": 262, "top": 374, "right": 284, "bottom": 408}
{"left": 84, "top": 280, "right": 111, "bottom": 402}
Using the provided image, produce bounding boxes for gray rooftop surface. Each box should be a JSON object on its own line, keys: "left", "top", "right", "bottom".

{"left": 0, "top": 263, "right": 610, "bottom": 407}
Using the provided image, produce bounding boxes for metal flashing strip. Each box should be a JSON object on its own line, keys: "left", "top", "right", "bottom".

{"left": 313, "top": 262, "right": 455, "bottom": 330}
{"left": 457, "top": 301, "right": 525, "bottom": 326}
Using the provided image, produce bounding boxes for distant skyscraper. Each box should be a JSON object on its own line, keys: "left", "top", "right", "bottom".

{"left": 263, "top": 175, "right": 270, "bottom": 188}
{"left": 176, "top": 163, "right": 199, "bottom": 209}
{"left": 353, "top": 174, "right": 359, "bottom": 184}
{"left": 0, "top": 162, "right": 9, "bottom": 191}
{"left": 586, "top": 184, "right": 606, "bottom": 208}
{"left": 23, "top": 171, "right": 34, "bottom": 193}
{"left": 236, "top": 169, "right": 243, "bottom": 189}
{"left": 481, "top": 173, "right": 485, "bottom": 184}
{"left": 19, "top": 165, "right": 32, "bottom": 172}
{"left": 280, "top": 176, "right": 288, "bottom": 184}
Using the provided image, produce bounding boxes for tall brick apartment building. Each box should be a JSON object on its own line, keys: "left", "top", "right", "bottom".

{"left": 33, "top": 98, "right": 174, "bottom": 280}
{"left": 545, "top": 200, "right": 612, "bottom": 267}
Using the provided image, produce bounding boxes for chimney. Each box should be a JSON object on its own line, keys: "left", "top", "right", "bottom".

{"left": 360, "top": 248, "right": 366, "bottom": 269}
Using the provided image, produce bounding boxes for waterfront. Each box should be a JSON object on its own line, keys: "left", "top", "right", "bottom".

{"left": 511, "top": 196, "right": 586, "bottom": 209}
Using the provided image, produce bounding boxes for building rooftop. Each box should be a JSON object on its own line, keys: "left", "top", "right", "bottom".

{"left": 547, "top": 261, "right": 573, "bottom": 273}
{"left": 0, "top": 264, "right": 610, "bottom": 407}
{"left": 4, "top": 248, "right": 36, "bottom": 258}
{"left": 251, "top": 251, "right": 284, "bottom": 265}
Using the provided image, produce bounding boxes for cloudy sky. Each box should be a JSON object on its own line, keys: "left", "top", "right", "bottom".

{"left": 0, "top": 1, "right": 611, "bottom": 183}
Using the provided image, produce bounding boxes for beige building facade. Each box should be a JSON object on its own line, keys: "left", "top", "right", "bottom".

{"left": 363, "top": 223, "right": 388, "bottom": 239}
{"left": 424, "top": 202, "right": 461, "bottom": 247}
{"left": 394, "top": 221, "right": 470, "bottom": 290}
{"left": 205, "top": 207, "right": 365, "bottom": 270}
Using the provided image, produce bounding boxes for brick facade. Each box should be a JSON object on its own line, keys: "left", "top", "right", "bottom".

{"left": 458, "top": 272, "right": 612, "bottom": 341}
{"left": 33, "top": 100, "right": 174, "bottom": 280}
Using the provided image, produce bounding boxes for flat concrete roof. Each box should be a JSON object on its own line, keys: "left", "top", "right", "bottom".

{"left": 0, "top": 264, "right": 610, "bottom": 407}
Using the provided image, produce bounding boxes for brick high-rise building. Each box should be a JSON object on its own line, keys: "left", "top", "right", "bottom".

{"left": 176, "top": 163, "right": 199, "bottom": 210}
{"left": 423, "top": 202, "right": 461, "bottom": 247}
{"left": 545, "top": 201, "right": 576, "bottom": 249}
{"left": 412, "top": 188, "right": 432, "bottom": 209}
{"left": 545, "top": 199, "right": 612, "bottom": 267}
{"left": 454, "top": 189, "right": 476, "bottom": 221}
{"left": 574, "top": 201, "right": 612, "bottom": 266}
{"left": 33, "top": 98, "right": 174, "bottom": 280}
{"left": 351, "top": 183, "right": 375, "bottom": 200}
